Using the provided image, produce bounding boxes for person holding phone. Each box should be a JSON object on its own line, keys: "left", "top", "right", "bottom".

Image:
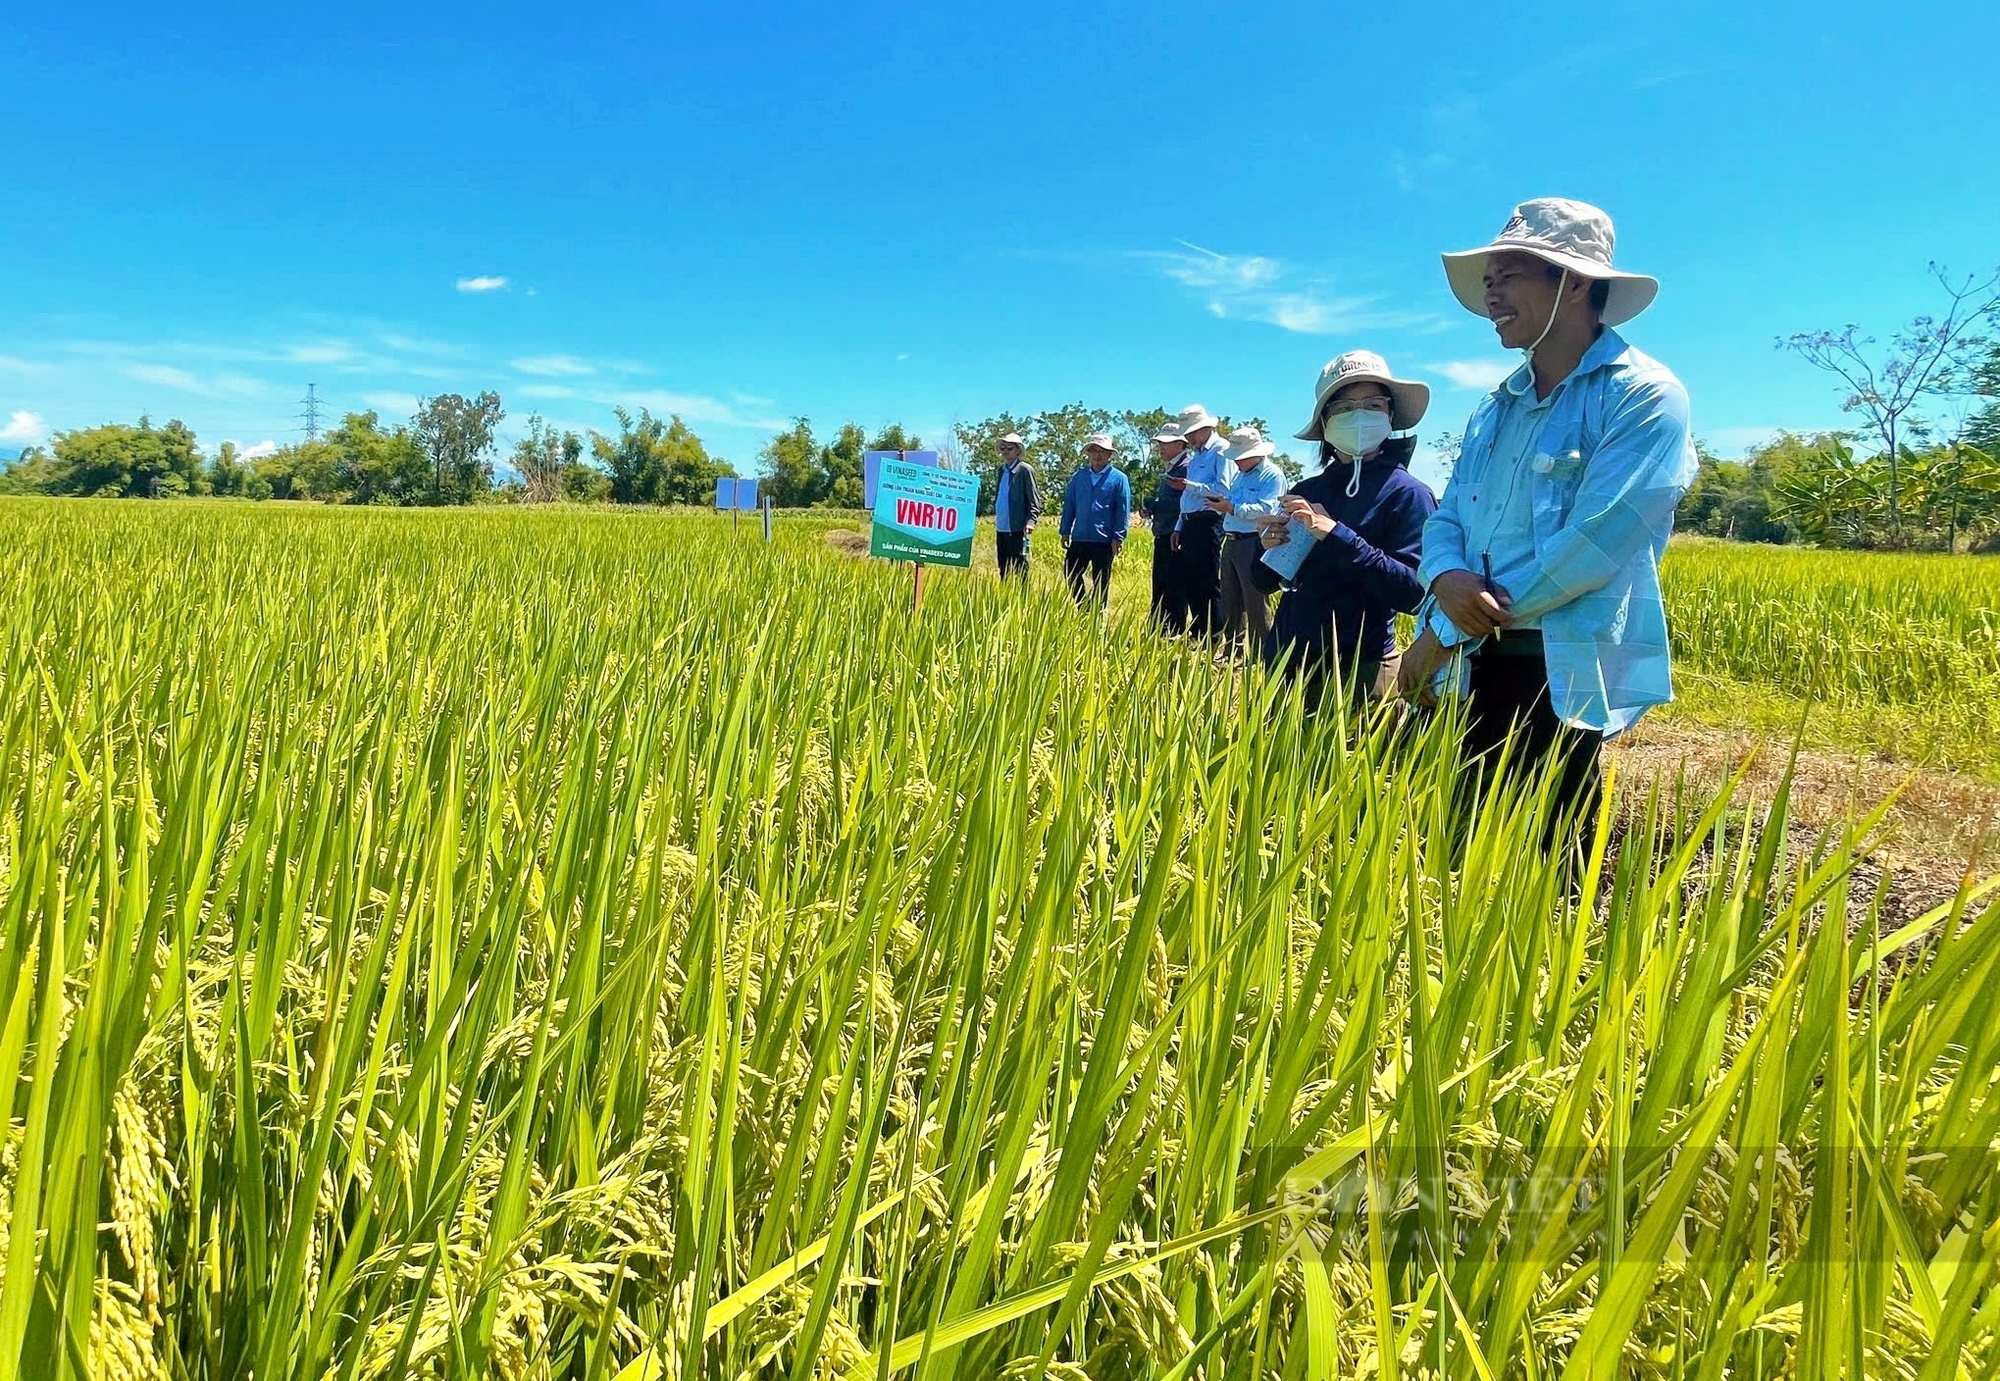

{"left": 1169, "top": 403, "right": 1230, "bottom": 638}
{"left": 1204, "top": 426, "right": 1289, "bottom": 651}
{"left": 1254, "top": 352, "right": 1437, "bottom": 706}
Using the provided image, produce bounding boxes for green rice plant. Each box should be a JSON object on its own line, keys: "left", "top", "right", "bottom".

{"left": 1660, "top": 536, "right": 2000, "bottom": 775}
{"left": 0, "top": 497, "right": 1994, "bottom": 1379}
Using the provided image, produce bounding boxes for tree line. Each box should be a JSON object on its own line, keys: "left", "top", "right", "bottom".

{"left": 0, "top": 394, "right": 742, "bottom": 507}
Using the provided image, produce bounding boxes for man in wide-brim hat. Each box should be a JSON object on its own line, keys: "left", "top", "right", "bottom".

{"left": 1168, "top": 403, "right": 1232, "bottom": 638}
{"left": 1397, "top": 196, "right": 1698, "bottom": 852}
{"left": 992, "top": 431, "right": 1041, "bottom": 581}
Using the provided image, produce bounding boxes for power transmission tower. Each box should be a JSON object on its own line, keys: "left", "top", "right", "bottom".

{"left": 297, "top": 384, "right": 326, "bottom": 442}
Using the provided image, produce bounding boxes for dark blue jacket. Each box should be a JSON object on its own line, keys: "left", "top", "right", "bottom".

{"left": 1255, "top": 436, "right": 1437, "bottom": 678}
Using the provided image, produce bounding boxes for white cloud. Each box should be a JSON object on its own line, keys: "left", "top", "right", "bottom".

{"left": 520, "top": 384, "right": 578, "bottom": 399}
{"left": 1140, "top": 241, "right": 1417, "bottom": 336}
{"left": 1, "top": 410, "right": 48, "bottom": 445}
{"left": 456, "top": 275, "right": 510, "bottom": 293}
{"left": 613, "top": 389, "right": 787, "bottom": 433}
{"left": 363, "top": 391, "right": 422, "bottom": 414}
{"left": 236, "top": 440, "right": 279, "bottom": 459}
{"left": 0, "top": 355, "right": 53, "bottom": 377}
{"left": 378, "top": 333, "right": 461, "bottom": 358}
{"left": 125, "top": 363, "right": 201, "bottom": 390}
{"left": 512, "top": 354, "right": 593, "bottom": 377}
{"left": 1429, "top": 359, "right": 1515, "bottom": 391}
{"left": 285, "top": 341, "right": 359, "bottom": 365}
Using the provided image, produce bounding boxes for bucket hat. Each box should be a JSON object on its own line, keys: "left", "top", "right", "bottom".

{"left": 1176, "top": 404, "right": 1221, "bottom": 436}
{"left": 1293, "top": 350, "right": 1430, "bottom": 439}
{"left": 1083, "top": 432, "right": 1118, "bottom": 455}
{"left": 998, "top": 432, "right": 1026, "bottom": 448}
{"left": 1442, "top": 197, "right": 1658, "bottom": 327}
{"left": 1224, "top": 426, "right": 1276, "bottom": 463}
{"left": 1151, "top": 422, "right": 1184, "bottom": 445}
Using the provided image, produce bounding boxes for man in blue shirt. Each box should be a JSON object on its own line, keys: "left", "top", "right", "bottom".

{"left": 1058, "top": 433, "right": 1133, "bottom": 607}
{"left": 1170, "top": 403, "right": 1231, "bottom": 637}
{"left": 1397, "top": 198, "right": 1698, "bottom": 848}
{"left": 1203, "top": 426, "right": 1288, "bottom": 649}
{"left": 991, "top": 431, "right": 1041, "bottom": 581}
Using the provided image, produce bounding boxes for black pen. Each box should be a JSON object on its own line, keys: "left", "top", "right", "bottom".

{"left": 1482, "top": 552, "right": 1502, "bottom": 641}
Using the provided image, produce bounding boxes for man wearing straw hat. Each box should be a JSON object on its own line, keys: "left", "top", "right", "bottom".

{"left": 1398, "top": 197, "right": 1698, "bottom": 843}
{"left": 991, "top": 432, "right": 1041, "bottom": 581}
{"left": 1057, "top": 433, "right": 1133, "bottom": 607}
{"left": 1169, "top": 403, "right": 1231, "bottom": 638}
{"left": 1203, "top": 425, "right": 1288, "bottom": 650}
{"left": 1139, "top": 422, "right": 1189, "bottom": 630}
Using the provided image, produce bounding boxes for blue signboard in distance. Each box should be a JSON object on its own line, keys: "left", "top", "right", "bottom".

{"left": 863, "top": 449, "right": 939, "bottom": 508}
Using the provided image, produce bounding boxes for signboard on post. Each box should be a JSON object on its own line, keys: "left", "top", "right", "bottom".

{"left": 715, "top": 478, "right": 760, "bottom": 511}
{"left": 870, "top": 459, "right": 978, "bottom": 568}
{"left": 863, "top": 449, "right": 938, "bottom": 509}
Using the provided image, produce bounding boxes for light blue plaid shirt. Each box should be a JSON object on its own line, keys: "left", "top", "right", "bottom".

{"left": 1176, "top": 438, "right": 1231, "bottom": 529}
{"left": 1418, "top": 328, "right": 1698, "bottom": 735}
{"left": 1221, "top": 458, "right": 1288, "bottom": 534}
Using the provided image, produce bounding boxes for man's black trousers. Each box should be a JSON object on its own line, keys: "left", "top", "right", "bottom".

{"left": 996, "top": 529, "right": 1030, "bottom": 580}
{"left": 1064, "top": 542, "right": 1115, "bottom": 606}
{"left": 1150, "top": 531, "right": 1185, "bottom": 632}
{"left": 1460, "top": 636, "right": 1604, "bottom": 853}
{"left": 1173, "top": 512, "right": 1223, "bottom": 637}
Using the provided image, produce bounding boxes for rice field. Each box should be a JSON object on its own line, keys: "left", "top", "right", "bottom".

{"left": 1660, "top": 538, "right": 2000, "bottom": 779}
{"left": 1, "top": 498, "right": 1997, "bottom": 1380}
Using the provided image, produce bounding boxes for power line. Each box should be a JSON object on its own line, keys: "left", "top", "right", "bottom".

{"left": 296, "top": 378, "right": 324, "bottom": 438}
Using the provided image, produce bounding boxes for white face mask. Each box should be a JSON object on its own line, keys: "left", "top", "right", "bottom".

{"left": 1322, "top": 409, "right": 1392, "bottom": 458}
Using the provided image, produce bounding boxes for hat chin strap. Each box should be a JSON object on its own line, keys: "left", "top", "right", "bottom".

{"left": 1521, "top": 267, "right": 1567, "bottom": 367}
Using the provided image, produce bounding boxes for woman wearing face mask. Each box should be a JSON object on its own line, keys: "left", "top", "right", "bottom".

{"left": 1254, "top": 351, "right": 1439, "bottom": 706}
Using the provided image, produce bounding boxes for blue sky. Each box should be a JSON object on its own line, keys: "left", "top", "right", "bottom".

{"left": 3, "top": 0, "right": 1997, "bottom": 490}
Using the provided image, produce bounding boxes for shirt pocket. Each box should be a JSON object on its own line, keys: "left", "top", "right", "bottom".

{"left": 1530, "top": 427, "right": 1588, "bottom": 528}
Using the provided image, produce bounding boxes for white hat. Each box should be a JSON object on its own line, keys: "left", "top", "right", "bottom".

{"left": 1083, "top": 432, "right": 1118, "bottom": 454}
{"left": 1151, "top": 422, "right": 1184, "bottom": 445}
{"left": 1176, "top": 404, "right": 1220, "bottom": 435}
{"left": 1224, "top": 426, "right": 1276, "bottom": 463}
{"left": 998, "top": 432, "right": 1026, "bottom": 448}
{"left": 1442, "top": 197, "right": 1659, "bottom": 327}
{"left": 1293, "top": 351, "right": 1430, "bottom": 439}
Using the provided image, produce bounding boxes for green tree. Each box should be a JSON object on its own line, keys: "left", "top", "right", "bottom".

{"left": 0, "top": 446, "right": 59, "bottom": 494}
{"left": 592, "top": 408, "right": 733, "bottom": 505}
{"left": 321, "top": 412, "right": 429, "bottom": 505}
{"left": 412, "top": 391, "right": 505, "bottom": 504}
{"left": 207, "top": 441, "right": 251, "bottom": 497}
{"left": 513, "top": 416, "right": 597, "bottom": 502}
{"left": 759, "top": 419, "right": 823, "bottom": 507}
{"left": 817, "top": 423, "right": 870, "bottom": 508}
{"left": 40, "top": 417, "right": 206, "bottom": 497}
{"left": 1783, "top": 262, "right": 2000, "bottom": 543}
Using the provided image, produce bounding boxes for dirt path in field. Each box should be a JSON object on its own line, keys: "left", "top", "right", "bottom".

{"left": 1608, "top": 718, "right": 1999, "bottom": 924}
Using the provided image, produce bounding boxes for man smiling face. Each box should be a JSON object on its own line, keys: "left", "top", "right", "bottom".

{"left": 1481, "top": 249, "right": 1574, "bottom": 351}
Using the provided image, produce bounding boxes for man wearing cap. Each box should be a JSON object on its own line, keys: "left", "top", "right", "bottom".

{"left": 992, "top": 432, "right": 1041, "bottom": 581}
{"left": 1169, "top": 404, "right": 1231, "bottom": 638}
{"left": 1058, "top": 434, "right": 1133, "bottom": 607}
{"left": 1203, "top": 426, "right": 1289, "bottom": 650}
{"left": 1397, "top": 197, "right": 1698, "bottom": 845}
{"left": 1139, "top": 423, "right": 1189, "bottom": 629}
